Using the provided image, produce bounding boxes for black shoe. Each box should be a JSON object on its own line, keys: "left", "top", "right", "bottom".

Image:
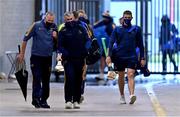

{"left": 161, "top": 70, "right": 166, "bottom": 75}
{"left": 134, "top": 70, "right": 139, "bottom": 77}
{"left": 32, "top": 99, "right": 41, "bottom": 108}
{"left": 174, "top": 66, "right": 178, "bottom": 72}
{"left": 143, "top": 69, "right": 150, "bottom": 77}
{"left": 40, "top": 101, "right": 50, "bottom": 108}
{"left": 95, "top": 77, "right": 104, "bottom": 81}
{"left": 125, "top": 76, "right": 128, "bottom": 82}
{"left": 140, "top": 68, "right": 150, "bottom": 77}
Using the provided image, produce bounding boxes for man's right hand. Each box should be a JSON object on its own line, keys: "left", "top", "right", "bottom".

{"left": 17, "top": 53, "right": 24, "bottom": 63}
{"left": 56, "top": 53, "right": 62, "bottom": 61}
{"left": 52, "top": 31, "right": 58, "bottom": 39}
{"left": 106, "top": 56, "right": 112, "bottom": 65}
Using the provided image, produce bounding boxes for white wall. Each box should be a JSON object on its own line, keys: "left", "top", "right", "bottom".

{"left": 0, "top": 0, "right": 34, "bottom": 77}
{"left": 0, "top": 1, "right": 2, "bottom": 71}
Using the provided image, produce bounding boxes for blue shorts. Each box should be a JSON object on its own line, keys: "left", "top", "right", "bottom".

{"left": 113, "top": 59, "right": 137, "bottom": 71}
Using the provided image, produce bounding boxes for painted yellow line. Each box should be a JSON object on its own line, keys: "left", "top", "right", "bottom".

{"left": 145, "top": 83, "right": 167, "bottom": 117}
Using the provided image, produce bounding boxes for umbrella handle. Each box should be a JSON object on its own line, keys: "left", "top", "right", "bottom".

{"left": 16, "top": 45, "right": 27, "bottom": 71}
{"left": 18, "top": 45, "right": 21, "bottom": 53}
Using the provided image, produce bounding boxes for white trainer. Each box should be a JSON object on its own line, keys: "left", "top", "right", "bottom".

{"left": 73, "top": 102, "right": 80, "bottom": 109}
{"left": 79, "top": 95, "right": 84, "bottom": 104}
{"left": 120, "top": 95, "right": 126, "bottom": 104}
{"left": 129, "top": 95, "right": 136, "bottom": 104}
{"left": 65, "top": 102, "right": 73, "bottom": 109}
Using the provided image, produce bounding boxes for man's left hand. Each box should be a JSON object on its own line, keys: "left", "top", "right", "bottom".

{"left": 52, "top": 31, "right": 57, "bottom": 39}
{"left": 140, "top": 59, "right": 146, "bottom": 67}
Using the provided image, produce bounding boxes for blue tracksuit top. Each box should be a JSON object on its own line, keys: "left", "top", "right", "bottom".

{"left": 23, "top": 20, "right": 57, "bottom": 57}
{"left": 58, "top": 22, "right": 90, "bottom": 60}
{"left": 108, "top": 25, "right": 144, "bottom": 61}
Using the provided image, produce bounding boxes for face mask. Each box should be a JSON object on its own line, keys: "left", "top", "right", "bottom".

{"left": 46, "top": 22, "right": 53, "bottom": 27}
{"left": 162, "top": 20, "right": 169, "bottom": 26}
{"left": 124, "top": 19, "right": 131, "bottom": 26}
{"left": 65, "top": 21, "right": 76, "bottom": 27}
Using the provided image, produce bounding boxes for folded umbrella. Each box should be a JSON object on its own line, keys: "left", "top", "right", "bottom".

{"left": 15, "top": 68, "right": 28, "bottom": 101}
{"left": 15, "top": 45, "right": 28, "bottom": 101}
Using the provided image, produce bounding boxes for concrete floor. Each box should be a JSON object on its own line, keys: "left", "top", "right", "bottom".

{"left": 0, "top": 74, "right": 180, "bottom": 117}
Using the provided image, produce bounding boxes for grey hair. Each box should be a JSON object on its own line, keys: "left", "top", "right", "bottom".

{"left": 45, "top": 11, "right": 55, "bottom": 16}
{"left": 64, "top": 11, "right": 73, "bottom": 17}
{"left": 77, "top": 9, "right": 85, "bottom": 14}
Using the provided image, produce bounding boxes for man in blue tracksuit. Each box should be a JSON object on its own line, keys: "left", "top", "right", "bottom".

{"left": 57, "top": 11, "right": 90, "bottom": 109}
{"left": 106, "top": 10, "right": 145, "bottom": 104}
{"left": 93, "top": 11, "right": 115, "bottom": 80}
{"left": 159, "top": 15, "right": 178, "bottom": 72}
{"left": 18, "top": 12, "right": 58, "bottom": 108}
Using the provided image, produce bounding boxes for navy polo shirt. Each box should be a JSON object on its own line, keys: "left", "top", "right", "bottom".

{"left": 23, "top": 20, "right": 57, "bottom": 57}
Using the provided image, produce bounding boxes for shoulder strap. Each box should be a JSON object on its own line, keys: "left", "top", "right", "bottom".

{"left": 77, "top": 24, "right": 90, "bottom": 45}
{"left": 78, "top": 23, "right": 85, "bottom": 32}
{"left": 128, "top": 25, "right": 137, "bottom": 33}
{"left": 115, "top": 26, "right": 123, "bottom": 45}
